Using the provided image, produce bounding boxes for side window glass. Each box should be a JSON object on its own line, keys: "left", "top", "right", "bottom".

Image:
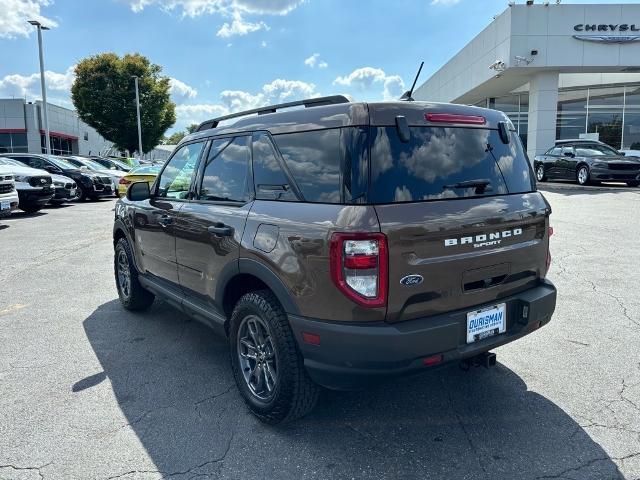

{"left": 157, "top": 142, "right": 203, "bottom": 199}
{"left": 549, "top": 147, "right": 561, "bottom": 156}
{"left": 252, "top": 133, "right": 297, "bottom": 201}
{"left": 274, "top": 129, "right": 342, "bottom": 203}
{"left": 561, "top": 146, "right": 574, "bottom": 157}
{"left": 199, "top": 136, "right": 250, "bottom": 202}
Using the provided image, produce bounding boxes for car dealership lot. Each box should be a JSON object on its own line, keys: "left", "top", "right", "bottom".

{"left": 0, "top": 187, "right": 639, "bottom": 480}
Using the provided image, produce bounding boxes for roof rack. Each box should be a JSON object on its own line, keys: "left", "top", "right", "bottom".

{"left": 195, "top": 95, "right": 351, "bottom": 132}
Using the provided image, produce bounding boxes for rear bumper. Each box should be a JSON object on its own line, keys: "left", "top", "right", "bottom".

{"left": 289, "top": 279, "right": 556, "bottom": 390}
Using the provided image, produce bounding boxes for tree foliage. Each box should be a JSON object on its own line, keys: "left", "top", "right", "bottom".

{"left": 71, "top": 53, "right": 176, "bottom": 154}
{"left": 163, "top": 124, "right": 199, "bottom": 145}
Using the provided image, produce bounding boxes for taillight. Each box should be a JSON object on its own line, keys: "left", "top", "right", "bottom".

{"left": 425, "top": 112, "right": 486, "bottom": 125}
{"left": 119, "top": 178, "right": 131, "bottom": 185}
{"left": 330, "top": 232, "right": 388, "bottom": 308}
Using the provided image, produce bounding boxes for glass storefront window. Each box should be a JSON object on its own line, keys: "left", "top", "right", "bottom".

{"left": 41, "top": 134, "right": 75, "bottom": 155}
{"left": 556, "top": 89, "right": 588, "bottom": 141}
{"left": 0, "top": 132, "right": 28, "bottom": 153}
{"left": 587, "top": 87, "right": 624, "bottom": 149}
{"left": 623, "top": 85, "right": 640, "bottom": 149}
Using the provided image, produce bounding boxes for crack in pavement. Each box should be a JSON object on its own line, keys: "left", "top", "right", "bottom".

{"left": 535, "top": 452, "right": 640, "bottom": 479}
{"left": 106, "top": 424, "right": 237, "bottom": 480}
{"left": 0, "top": 461, "right": 52, "bottom": 480}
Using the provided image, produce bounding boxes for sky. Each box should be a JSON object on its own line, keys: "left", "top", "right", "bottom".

{"left": 0, "top": 0, "right": 636, "bottom": 133}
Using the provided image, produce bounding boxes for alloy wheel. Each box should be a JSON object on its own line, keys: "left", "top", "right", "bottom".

{"left": 237, "top": 314, "right": 278, "bottom": 401}
{"left": 117, "top": 248, "right": 131, "bottom": 299}
{"left": 577, "top": 167, "right": 588, "bottom": 185}
{"left": 536, "top": 166, "right": 545, "bottom": 181}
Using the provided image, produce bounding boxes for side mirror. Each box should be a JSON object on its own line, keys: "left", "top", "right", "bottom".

{"left": 44, "top": 165, "right": 60, "bottom": 173}
{"left": 563, "top": 151, "right": 575, "bottom": 158}
{"left": 127, "top": 181, "right": 151, "bottom": 201}
{"left": 620, "top": 151, "right": 626, "bottom": 156}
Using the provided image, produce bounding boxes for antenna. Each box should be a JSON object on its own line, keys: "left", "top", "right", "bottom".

{"left": 400, "top": 61, "right": 424, "bottom": 101}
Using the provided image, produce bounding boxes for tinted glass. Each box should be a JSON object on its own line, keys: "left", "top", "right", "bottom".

{"left": 369, "top": 126, "right": 534, "bottom": 203}
{"left": 575, "top": 144, "right": 618, "bottom": 157}
{"left": 548, "top": 147, "right": 562, "bottom": 155}
{"left": 274, "top": 129, "right": 341, "bottom": 203}
{"left": 252, "top": 133, "right": 296, "bottom": 201}
{"left": 157, "top": 142, "right": 203, "bottom": 199}
{"left": 199, "top": 136, "right": 250, "bottom": 202}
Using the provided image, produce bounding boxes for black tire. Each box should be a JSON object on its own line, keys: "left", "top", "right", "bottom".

{"left": 535, "top": 164, "right": 546, "bottom": 182}
{"left": 229, "top": 290, "right": 319, "bottom": 424}
{"left": 576, "top": 165, "right": 590, "bottom": 185}
{"left": 627, "top": 181, "right": 639, "bottom": 187}
{"left": 20, "top": 204, "right": 41, "bottom": 214}
{"left": 76, "top": 186, "right": 87, "bottom": 201}
{"left": 114, "top": 237, "right": 155, "bottom": 311}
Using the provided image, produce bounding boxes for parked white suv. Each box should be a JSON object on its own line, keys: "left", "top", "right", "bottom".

{"left": 0, "top": 166, "right": 20, "bottom": 217}
{"left": 0, "top": 158, "right": 54, "bottom": 213}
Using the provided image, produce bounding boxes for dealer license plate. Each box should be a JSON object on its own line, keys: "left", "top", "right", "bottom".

{"left": 1, "top": 201, "right": 9, "bottom": 211}
{"left": 466, "top": 303, "right": 506, "bottom": 344}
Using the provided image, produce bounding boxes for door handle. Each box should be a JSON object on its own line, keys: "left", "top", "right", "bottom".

{"left": 208, "top": 223, "right": 233, "bottom": 236}
{"left": 157, "top": 215, "right": 172, "bottom": 227}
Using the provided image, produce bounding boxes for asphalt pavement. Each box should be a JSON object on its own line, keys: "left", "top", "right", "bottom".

{"left": 0, "top": 184, "right": 639, "bottom": 479}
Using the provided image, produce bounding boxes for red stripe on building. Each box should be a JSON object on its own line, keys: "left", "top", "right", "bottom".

{"left": 0, "top": 129, "right": 27, "bottom": 134}
{"left": 39, "top": 130, "right": 78, "bottom": 141}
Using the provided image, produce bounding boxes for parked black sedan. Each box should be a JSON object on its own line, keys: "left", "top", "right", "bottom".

{"left": 534, "top": 140, "right": 640, "bottom": 187}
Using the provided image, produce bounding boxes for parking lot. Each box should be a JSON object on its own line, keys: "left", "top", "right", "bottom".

{"left": 0, "top": 184, "right": 639, "bottom": 480}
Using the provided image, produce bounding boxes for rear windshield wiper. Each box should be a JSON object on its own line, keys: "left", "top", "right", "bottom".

{"left": 443, "top": 179, "right": 492, "bottom": 194}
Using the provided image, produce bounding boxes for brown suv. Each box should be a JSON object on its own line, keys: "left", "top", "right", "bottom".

{"left": 113, "top": 95, "right": 557, "bottom": 423}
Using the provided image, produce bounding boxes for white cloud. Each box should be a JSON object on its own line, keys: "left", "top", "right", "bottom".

{"left": 173, "top": 77, "right": 318, "bottom": 132}
{"left": 216, "top": 11, "right": 268, "bottom": 37}
{"left": 304, "top": 53, "right": 328, "bottom": 69}
{"left": 304, "top": 53, "right": 319, "bottom": 67}
{"left": 125, "top": 0, "right": 304, "bottom": 37}
{"left": 0, "top": 65, "right": 75, "bottom": 100}
{"left": 430, "top": 0, "right": 460, "bottom": 5}
{"left": 333, "top": 67, "right": 405, "bottom": 100}
{"left": 0, "top": 0, "right": 58, "bottom": 39}
{"left": 169, "top": 77, "right": 198, "bottom": 103}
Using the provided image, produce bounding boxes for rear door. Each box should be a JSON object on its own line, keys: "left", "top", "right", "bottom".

{"left": 559, "top": 145, "right": 577, "bottom": 178}
{"left": 174, "top": 135, "right": 252, "bottom": 312}
{"left": 369, "top": 123, "right": 549, "bottom": 324}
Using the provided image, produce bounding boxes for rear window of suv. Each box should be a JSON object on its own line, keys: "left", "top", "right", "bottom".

{"left": 369, "top": 126, "right": 534, "bottom": 203}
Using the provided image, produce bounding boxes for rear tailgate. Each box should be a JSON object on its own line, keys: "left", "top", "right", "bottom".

{"left": 367, "top": 104, "right": 550, "bottom": 324}
{"left": 376, "top": 193, "right": 550, "bottom": 323}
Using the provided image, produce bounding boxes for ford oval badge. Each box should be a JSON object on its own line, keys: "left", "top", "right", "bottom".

{"left": 400, "top": 274, "right": 423, "bottom": 286}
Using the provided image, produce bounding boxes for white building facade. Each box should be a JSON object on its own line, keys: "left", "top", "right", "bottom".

{"left": 0, "top": 99, "right": 111, "bottom": 156}
{"left": 414, "top": 2, "right": 640, "bottom": 159}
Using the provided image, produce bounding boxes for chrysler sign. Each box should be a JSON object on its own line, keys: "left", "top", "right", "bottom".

{"left": 573, "top": 23, "right": 640, "bottom": 43}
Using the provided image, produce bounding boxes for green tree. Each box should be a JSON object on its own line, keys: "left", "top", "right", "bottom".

{"left": 71, "top": 53, "right": 176, "bottom": 154}
{"left": 163, "top": 124, "right": 199, "bottom": 145}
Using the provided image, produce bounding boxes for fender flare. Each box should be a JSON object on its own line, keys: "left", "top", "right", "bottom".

{"left": 216, "top": 258, "right": 300, "bottom": 316}
{"left": 113, "top": 218, "right": 142, "bottom": 272}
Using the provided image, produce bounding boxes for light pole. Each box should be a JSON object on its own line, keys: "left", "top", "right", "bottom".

{"left": 133, "top": 76, "right": 143, "bottom": 158}
{"left": 28, "top": 20, "right": 51, "bottom": 155}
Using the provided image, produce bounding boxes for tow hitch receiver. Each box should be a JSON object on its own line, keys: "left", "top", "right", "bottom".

{"left": 460, "top": 351, "right": 497, "bottom": 370}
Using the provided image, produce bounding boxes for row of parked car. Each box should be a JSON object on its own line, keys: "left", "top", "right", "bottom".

{"left": 0, "top": 153, "right": 161, "bottom": 216}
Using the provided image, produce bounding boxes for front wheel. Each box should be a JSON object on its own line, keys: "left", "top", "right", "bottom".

{"left": 229, "top": 290, "right": 319, "bottom": 424}
{"left": 114, "top": 237, "right": 155, "bottom": 311}
{"left": 577, "top": 165, "right": 590, "bottom": 185}
{"left": 535, "top": 165, "right": 546, "bottom": 182}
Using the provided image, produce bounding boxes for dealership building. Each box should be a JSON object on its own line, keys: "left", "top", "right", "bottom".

{"left": 414, "top": 2, "right": 640, "bottom": 159}
{"left": 0, "top": 98, "right": 111, "bottom": 156}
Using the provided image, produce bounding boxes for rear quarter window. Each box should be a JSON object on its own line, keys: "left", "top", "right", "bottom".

{"left": 369, "top": 126, "right": 534, "bottom": 203}
{"left": 273, "top": 129, "right": 341, "bottom": 203}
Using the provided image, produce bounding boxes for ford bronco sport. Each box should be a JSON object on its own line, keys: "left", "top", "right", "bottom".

{"left": 113, "top": 96, "right": 557, "bottom": 423}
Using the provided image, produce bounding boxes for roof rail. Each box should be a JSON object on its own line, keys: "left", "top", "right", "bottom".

{"left": 195, "top": 94, "right": 351, "bottom": 132}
